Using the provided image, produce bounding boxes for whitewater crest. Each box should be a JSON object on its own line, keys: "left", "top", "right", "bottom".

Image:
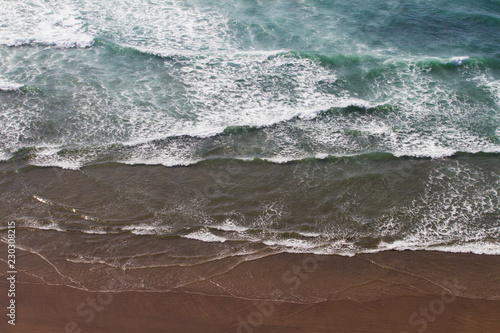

{"left": 0, "top": 0, "right": 94, "bottom": 48}
{"left": 0, "top": 81, "right": 23, "bottom": 92}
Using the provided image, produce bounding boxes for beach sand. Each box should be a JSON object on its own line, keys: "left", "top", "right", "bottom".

{"left": 1, "top": 249, "right": 499, "bottom": 332}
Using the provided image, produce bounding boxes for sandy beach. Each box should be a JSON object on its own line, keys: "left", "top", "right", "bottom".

{"left": 2, "top": 248, "right": 500, "bottom": 332}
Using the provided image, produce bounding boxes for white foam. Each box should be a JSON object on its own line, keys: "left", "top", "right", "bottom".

{"left": 0, "top": 0, "right": 94, "bottom": 48}
{"left": 122, "top": 224, "right": 172, "bottom": 236}
{"left": 214, "top": 220, "right": 249, "bottom": 233}
{"left": 3, "top": 47, "right": 375, "bottom": 169}
{"left": 81, "top": 229, "right": 108, "bottom": 235}
{"left": 120, "top": 157, "right": 201, "bottom": 168}
{"left": 156, "top": 51, "right": 342, "bottom": 136}
{"left": 23, "top": 219, "right": 65, "bottom": 233}
{"left": 448, "top": 56, "right": 469, "bottom": 66}
{"left": 183, "top": 229, "right": 227, "bottom": 243}
{"left": 0, "top": 81, "right": 23, "bottom": 92}
{"left": 67, "top": 255, "right": 110, "bottom": 265}
{"left": 31, "top": 157, "right": 84, "bottom": 170}
{"left": 33, "top": 195, "right": 52, "bottom": 205}
{"left": 469, "top": 73, "right": 500, "bottom": 106}
{"left": 78, "top": 0, "right": 233, "bottom": 53}
{"left": 263, "top": 238, "right": 500, "bottom": 257}
{"left": 263, "top": 238, "right": 320, "bottom": 250}
{"left": 376, "top": 240, "right": 500, "bottom": 256}
{"left": 0, "top": 153, "right": 10, "bottom": 161}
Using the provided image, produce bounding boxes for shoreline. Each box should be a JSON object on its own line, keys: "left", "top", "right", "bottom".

{"left": 2, "top": 250, "right": 500, "bottom": 332}
{"left": 1, "top": 161, "right": 499, "bottom": 258}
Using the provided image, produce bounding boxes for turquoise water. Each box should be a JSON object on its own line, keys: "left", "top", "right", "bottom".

{"left": 0, "top": 0, "right": 499, "bottom": 255}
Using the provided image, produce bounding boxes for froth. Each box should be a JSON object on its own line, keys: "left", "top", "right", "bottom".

{"left": 184, "top": 229, "right": 227, "bottom": 243}
{"left": 0, "top": 0, "right": 94, "bottom": 48}
{"left": 0, "top": 81, "right": 23, "bottom": 92}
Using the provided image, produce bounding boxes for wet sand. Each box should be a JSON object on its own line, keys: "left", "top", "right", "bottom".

{"left": 1, "top": 250, "right": 500, "bottom": 332}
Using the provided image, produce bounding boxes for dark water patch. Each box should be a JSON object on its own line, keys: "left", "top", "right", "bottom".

{"left": 318, "top": 103, "right": 400, "bottom": 118}
{"left": 18, "top": 85, "right": 44, "bottom": 93}
{"left": 8, "top": 147, "right": 38, "bottom": 162}
{"left": 222, "top": 125, "right": 259, "bottom": 135}
{"left": 93, "top": 38, "right": 180, "bottom": 62}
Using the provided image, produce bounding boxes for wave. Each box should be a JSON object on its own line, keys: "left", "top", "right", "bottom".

{"left": 3, "top": 145, "right": 500, "bottom": 170}
{"left": 0, "top": 37, "right": 95, "bottom": 48}
{"left": 2, "top": 38, "right": 498, "bottom": 83}
{"left": 221, "top": 101, "right": 387, "bottom": 134}
{"left": 2, "top": 126, "right": 499, "bottom": 169}
{"left": 12, "top": 35, "right": 490, "bottom": 74}
{"left": 120, "top": 151, "right": 500, "bottom": 167}
{"left": 88, "top": 39, "right": 500, "bottom": 72}
{"left": 266, "top": 51, "right": 500, "bottom": 71}
{"left": 13, "top": 220, "right": 500, "bottom": 257}
{"left": 413, "top": 56, "right": 500, "bottom": 70}
{"left": 1, "top": 40, "right": 499, "bottom": 170}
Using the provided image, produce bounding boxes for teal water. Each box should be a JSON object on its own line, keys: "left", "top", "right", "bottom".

{"left": 0, "top": 0, "right": 499, "bottom": 255}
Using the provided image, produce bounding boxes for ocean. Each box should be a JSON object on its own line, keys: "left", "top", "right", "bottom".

{"left": 1, "top": 0, "right": 499, "bottom": 273}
